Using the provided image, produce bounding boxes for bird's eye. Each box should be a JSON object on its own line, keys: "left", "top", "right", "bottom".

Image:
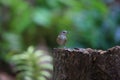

{"left": 63, "top": 31, "right": 67, "bottom": 33}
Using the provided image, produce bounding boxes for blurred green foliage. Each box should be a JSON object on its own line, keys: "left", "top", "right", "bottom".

{"left": 0, "top": 0, "right": 110, "bottom": 51}
{"left": 1, "top": 0, "right": 120, "bottom": 79}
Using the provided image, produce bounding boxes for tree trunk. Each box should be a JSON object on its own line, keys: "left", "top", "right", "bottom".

{"left": 53, "top": 46, "right": 120, "bottom": 80}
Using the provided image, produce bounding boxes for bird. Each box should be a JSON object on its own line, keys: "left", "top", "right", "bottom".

{"left": 56, "top": 30, "right": 67, "bottom": 47}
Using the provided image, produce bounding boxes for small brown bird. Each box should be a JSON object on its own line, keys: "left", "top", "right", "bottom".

{"left": 56, "top": 30, "right": 67, "bottom": 47}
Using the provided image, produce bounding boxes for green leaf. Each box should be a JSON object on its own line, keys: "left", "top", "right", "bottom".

{"left": 2, "top": 32, "right": 22, "bottom": 51}
{"left": 32, "top": 8, "right": 53, "bottom": 27}
{"left": 38, "top": 76, "right": 46, "bottom": 80}
{"left": 40, "top": 63, "right": 53, "bottom": 70}
{"left": 39, "top": 56, "right": 53, "bottom": 62}
{"left": 40, "top": 71, "right": 51, "bottom": 78}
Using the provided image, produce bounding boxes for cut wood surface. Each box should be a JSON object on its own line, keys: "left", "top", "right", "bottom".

{"left": 53, "top": 46, "right": 120, "bottom": 80}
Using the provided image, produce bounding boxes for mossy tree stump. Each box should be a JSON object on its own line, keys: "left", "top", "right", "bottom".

{"left": 53, "top": 46, "right": 120, "bottom": 80}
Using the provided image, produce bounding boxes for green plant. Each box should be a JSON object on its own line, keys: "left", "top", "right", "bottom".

{"left": 9, "top": 46, "right": 53, "bottom": 80}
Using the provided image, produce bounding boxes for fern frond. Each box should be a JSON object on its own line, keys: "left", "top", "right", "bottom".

{"left": 10, "top": 46, "right": 53, "bottom": 80}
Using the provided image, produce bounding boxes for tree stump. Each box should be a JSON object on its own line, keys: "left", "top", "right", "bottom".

{"left": 53, "top": 46, "right": 120, "bottom": 80}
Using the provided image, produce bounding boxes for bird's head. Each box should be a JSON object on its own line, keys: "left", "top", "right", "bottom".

{"left": 60, "top": 30, "right": 67, "bottom": 35}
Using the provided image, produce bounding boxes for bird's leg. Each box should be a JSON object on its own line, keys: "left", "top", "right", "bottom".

{"left": 58, "top": 45, "right": 66, "bottom": 48}
{"left": 63, "top": 44, "right": 66, "bottom": 49}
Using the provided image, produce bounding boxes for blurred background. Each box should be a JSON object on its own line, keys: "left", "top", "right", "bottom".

{"left": 1, "top": 0, "right": 120, "bottom": 80}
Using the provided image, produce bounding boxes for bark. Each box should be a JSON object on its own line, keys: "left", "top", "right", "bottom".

{"left": 53, "top": 46, "right": 120, "bottom": 80}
